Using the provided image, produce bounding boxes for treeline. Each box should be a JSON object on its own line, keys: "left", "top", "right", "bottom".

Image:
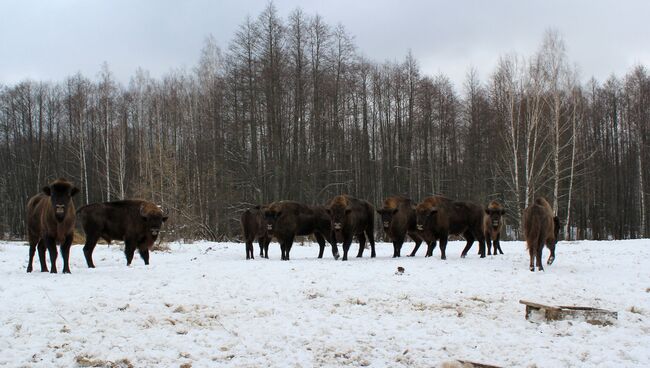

{"left": 0, "top": 5, "right": 648, "bottom": 241}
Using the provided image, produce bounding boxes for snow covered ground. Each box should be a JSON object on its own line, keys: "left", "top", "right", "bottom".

{"left": 0, "top": 239, "right": 649, "bottom": 367}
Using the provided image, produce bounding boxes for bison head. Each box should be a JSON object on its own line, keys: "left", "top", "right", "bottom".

{"left": 140, "top": 205, "right": 168, "bottom": 237}
{"left": 262, "top": 208, "right": 281, "bottom": 232}
{"left": 43, "top": 179, "right": 79, "bottom": 222}
{"left": 376, "top": 208, "right": 398, "bottom": 230}
{"left": 415, "top": 206, "right": 438, "bottom": 232}
{"left": 485, "top": 207, "right": 506, "bottom": 229}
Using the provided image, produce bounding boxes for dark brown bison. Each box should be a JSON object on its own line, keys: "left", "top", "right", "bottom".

{"left": 523, "top": 197, "right": 558, "bottom": 272}
{"left": 241, "top": 206, "right": 271, "bottom": 259}
{"left": 263, "top": 201, "right": 337, "bottom": 261}
{"left": 413, "top": 195, "right": 486, "bottom": 259}
{"left": 484, "top": 200, "right": 506, "bottom": 255}
{"left": 325, "top": 195, "right": 376, "bottom": 261}
{"left": 77, "top": 200, "right": 168, "bottom": 267}
{"left": 26, "top": 178, "right": 79, "bottom": 273}
{"left": 376, "top": 196, "right": 423, "bottom": 258}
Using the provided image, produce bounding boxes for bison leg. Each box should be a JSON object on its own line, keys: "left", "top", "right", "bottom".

{"left": 486, "top": 237, "right": 492, "bottom": 256}
{"left": 44, "top": 236, "right": 58, "bottom": 274}
{"left": 439, "top": 236, "right": 448, "bottom": 260}
{"left": 326, "top": 232, "right": 340, "bottom": 260}
{"left": 393, "top": 236, "right": 405, "bottom": 258}
{"left": 408, "top": 240, "right": 422, "bottom": 257}
{"left": 460, "top": 231, "right": 476, "bottom": 258}
{"left": 124, "top": 240, "right": 137, "bottom": 266}
{"left": 536, "top": 243, "right": 545, "bottom": 271}
{"left": 356, "top": 233, "right": 367, "bottom": 258}
{"left": 367, "top": 229, "right": 376, "bottom": 258}
{"left": 546, "top": 239, "right": 556, "bottom": 265}
{"left": 528, "top": 245, "right": 536, "bottom": 272}
{"left": 37, "top": 240, "right": 48, "bottom": 272}
{"left": 477, "top": 234, "right": 486, "bottom": 258}
{"left": 315, "top": 233, "right": 326, "bottom": 259}
{"left": 27, "top": 239, "right": 37, "bottom": 273}
{"left": 83, "top": 235, "right": 99, "bottom": 268}
{"left": 425, "top": 239, "right": 437, "bottom": 257}
{"left": 341, "top": 237, "right": 353, "bottom": 261}
{"left": 245, "top": 239, "right": 254, "bottom": 260}
{"left": 263, "top": 237, "right": 271, "bottom": 259}
{"left": 138, "top": 246, "right": 150, "bottom": 265}
{"left": 61, "top": 234, "right": 73, "bottom": 274}
{"left": 258, "top": 238, "right": 264, "bottom": 258}
{"left": 495, "top": 234, "right": 504, "bottom": 255}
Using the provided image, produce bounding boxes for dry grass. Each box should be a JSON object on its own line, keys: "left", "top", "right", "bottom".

{"left": 75, "top": 355, "right": 133, "bottom": 368}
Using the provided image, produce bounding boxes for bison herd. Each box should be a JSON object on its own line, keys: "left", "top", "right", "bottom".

{"left": 243, "top": 194, "right": 560, "bottom": 271}
{"left": 26, "top": 178, "right": 167, "bottom": 273}
{"left": 25, "top": 178, "right": 559, "bottom": 274}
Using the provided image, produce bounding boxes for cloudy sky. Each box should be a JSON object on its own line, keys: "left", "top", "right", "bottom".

{"left": 1, "top": 0, "right": 648, "bottom": 88}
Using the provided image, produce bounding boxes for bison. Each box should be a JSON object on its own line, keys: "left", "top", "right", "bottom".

{"left": 376, "top": 196, "right": 423, "bottom": 258}
{"left": 263, "top": 201, "right": 337, "bottom": 261}
{"left": 241, "top": 206, "right": 271, "bottom": 259}
{"left": 484, "top": 200, "right": 506, "bottom": 255}
{"left": 26, "top": 178, "right": 79, "bottom": 273}
{"left": 326, "top": 195, "right": 376, "bottom": 261}
{"left": 413, "top": 195, "right": 486, "bottom": 259}
{"left": 77, "top": 200, "right": 168, "bottom": 267}
{"left": 523, "top": 197, "right": 558, "bottom": 272}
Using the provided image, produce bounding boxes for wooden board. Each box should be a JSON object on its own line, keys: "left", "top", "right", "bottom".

{"left": 519, "top": 300, "right": 617, "bottom": 326}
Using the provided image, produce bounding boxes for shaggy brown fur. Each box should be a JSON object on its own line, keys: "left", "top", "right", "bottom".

{"left": 523, "top": 197, "right": 557, "bottom": 272}
{"left": 241, "top": 206, "right": 271, "bottom": 259}
{"left": 376, "top": 196, "right": 423, "bottom": 258}
{"left": 483, "top": 200, "right": 505, "bottom": 255}
{"left": 326, "top": 195, "right": 376, "bottom": 261}
{"left": 26, "top": 178, "right": 79, "bottom": 273}
{"left": 413, "top": 195, "right": 486, "bottom": 259}
{"left": 263, "top": 201, "right": 337, "bottom": 261}
{"left": 77, "top": 200, "right": 168, "bottom": 267}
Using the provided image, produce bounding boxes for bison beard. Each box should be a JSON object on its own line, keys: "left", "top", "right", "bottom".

{"left": 26, "top": 178, "right": 79, "bottom": 274}
{"left": 77, "top": 200, "right": 168, "bottom": 267}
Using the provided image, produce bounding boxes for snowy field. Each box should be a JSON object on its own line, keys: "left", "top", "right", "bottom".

{"left": 0, "top": 239, "right": 649, "bottom": 368}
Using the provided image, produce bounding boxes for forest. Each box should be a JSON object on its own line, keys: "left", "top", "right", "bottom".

{"left": 0, "top": 4, "right": 648, "bottom": 241}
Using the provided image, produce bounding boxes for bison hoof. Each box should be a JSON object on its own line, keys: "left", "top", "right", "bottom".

{"left": 460, "top": 254, "right": 467, "bottom": 259}
{"left": 41, "top": 268, "right": 49, "bottom": 272}
{"left": 530, "top": 267, "right": 535, "bottom": 272}
{"left": 547, "top": 256, "right": 555, "bottom": 265}
{"left": 63, "top": 269, "right": 71, "bottom": 274}
{"left": 50, "top": 269, "right": 57, "bottom": 274}
{"left": 441, "top": 256, "right": 446, "bottom": 260}
{"left": 27, "top": 267, "right": 33, "bottom": 273}
{"left": 480, "top": 255, "right": 486, "bottom": 258}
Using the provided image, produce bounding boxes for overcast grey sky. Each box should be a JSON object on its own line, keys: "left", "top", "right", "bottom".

{"left": 1, "top": 0, "right": 648, "bottom": 88}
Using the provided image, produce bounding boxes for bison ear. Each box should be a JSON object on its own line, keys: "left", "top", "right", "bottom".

{"left": 500, "top": 209, "right": 506, "bottom": 215}
{"left": 71, "top": 187, "right": 80, "bottom": 197}
{"left": 326, "top": 208, "right": 332, "bottom": 215}
{"left": 162, "top": 216, "right": 169, "bottom": 223}
{"left": 484, "top": 208, "right": 490, "bottom": 215}
{"left": 345, "top": 208, "right": 352, "bottom": 215}
{"left": 376, "top": 209, "right": 383, "bottom": 215}
{"left": 392, "top": 208, "right": 398, "bottom": 215}
{"left": 254, "top": 205, "right": 261, "bottom": 210}
{"left": 42, "top": 186, "right": 51, "bottom": 196}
